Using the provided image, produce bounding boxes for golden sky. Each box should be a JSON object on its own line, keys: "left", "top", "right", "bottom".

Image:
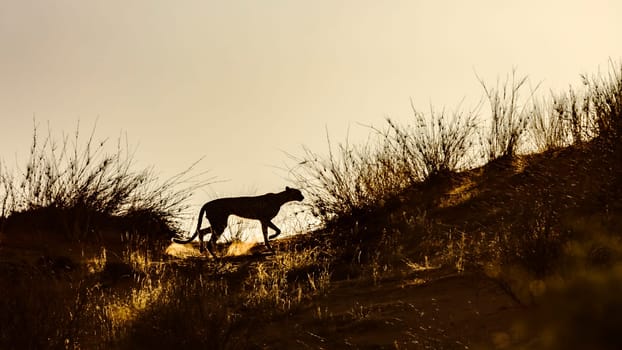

{"left": 1, "top": 0, "right": 621, "bottom": 202}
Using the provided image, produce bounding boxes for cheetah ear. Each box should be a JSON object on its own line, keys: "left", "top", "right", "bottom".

{"left": 285, "top": 186, "right": 291, "bottom": 191}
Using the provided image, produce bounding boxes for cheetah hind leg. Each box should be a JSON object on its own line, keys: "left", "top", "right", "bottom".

{"left": 196, "top": 227, "right": 219, "bottom": 258}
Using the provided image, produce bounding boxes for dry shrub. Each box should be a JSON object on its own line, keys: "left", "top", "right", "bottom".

{"left": 582, "top": 59, "right": 622, "bottom": 143}
{"left": 0, "top": 121, "right": 210, "bottom": 240}
{"left": 529, "top": 94, "right": 576, "bottom": 151}
{"left": 289, "top": 133, "right": 407, "bottom": 222}
{"left": 385, "top": 100, "right": 480, "bottom": 181}
{"left": 290, "top": 102, "right": 479, "bottom": 223}
{"left": 528, "top": 60, "right": 621, "bottom": 154}
{"left": 529, "top": 85, "right": 599, "bottom": 153}
{"left": 478, "top": 70, "right": 536, "bottom": 161}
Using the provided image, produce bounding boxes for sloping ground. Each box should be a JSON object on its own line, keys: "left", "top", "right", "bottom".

{"left": 1, "top": 140, "right": 620, "bottom": 349}
{"left": 163, "top": 240, "right": 527, "bottom": 349}
{"left": 248, "top": 140, "right": 622, "bottom": 349}
{"left": 251, "top": 270, "right": 525, "bottom": 349}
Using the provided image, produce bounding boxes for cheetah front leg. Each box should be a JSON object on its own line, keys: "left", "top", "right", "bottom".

{"left": 261, "top": 221, "right": 276, "bottom": 254}
{"left": 267, "top": 221, "right": 282, "bottom": 240}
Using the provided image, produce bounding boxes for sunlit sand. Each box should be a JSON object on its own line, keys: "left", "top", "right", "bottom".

{"left": 165, "top": 243, "right": 203, "bottom": 258}
{"left": 225, "top": 241, "right": 256, "bottom": 256}
{"left": 165, "top": 240, "right": 257, "bottom": 258}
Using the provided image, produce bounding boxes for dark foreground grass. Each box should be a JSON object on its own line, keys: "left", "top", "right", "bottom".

{"left": 0, "top": 237, "right": 332, "bottom": 349}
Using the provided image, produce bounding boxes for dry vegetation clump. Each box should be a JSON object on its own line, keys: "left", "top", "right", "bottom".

{"left": 291, "top": 101, "right": 481, "bottom": 226}
{"left": 0, "top": 122, "right": 210, "bottom": 242}
{"left": 583, "top": 61, "right": 622, "bottom": 143}
{"left": 478, "top": 69, "right": 536, "bottom": 161}
{"left": 529, "top": 89, "right": 588, "bottom": 152}
{"left": 384, "top": 100, "right": 480, "bottom": 181}
{"left": 527, "top": 61, "right": 622, "bottom": 155}
{"left": 290, "top": 135, "right": 405, "bottom": 223}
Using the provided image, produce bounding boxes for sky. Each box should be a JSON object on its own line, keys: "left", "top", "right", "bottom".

{"left": 1, "top": 0, "right": 621, "bottom": 220}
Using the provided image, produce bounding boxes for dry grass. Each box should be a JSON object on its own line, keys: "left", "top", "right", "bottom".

{"left": 289, "top": 132, "right": 407, "bottom": 222}
{"left": 385, "top": 99, "right": 481, "bottom": 181}
{"left": 583, "top": 60, "right": 622, "bottom": 143}
{"left": 290, "top": 101, "right": 480, "bottom": 224}
{"left": 477, "top": 69, "right": 536, "bottom": 161}
{"left": 0, "top": 122, "right": 211, "bottom": 241}
{"left": 0, "top": 237, "right": 334, "bottom": 349}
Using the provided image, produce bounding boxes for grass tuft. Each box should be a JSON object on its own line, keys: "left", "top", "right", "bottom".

{"left": 478, "top": 69, "right": 535, "bottom": 161}
{"left": 0, "top": 121, "right": 211, "bottom": 241}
